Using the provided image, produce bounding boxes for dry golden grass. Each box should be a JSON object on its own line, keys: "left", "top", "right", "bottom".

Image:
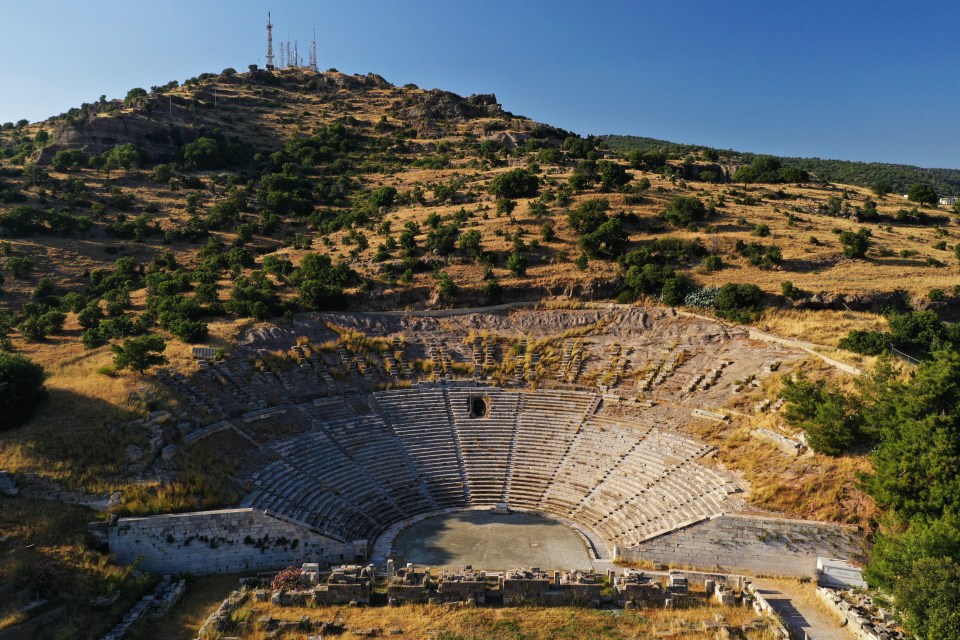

{"left": 756, "top": 308, "right": 889, "bottom": 348}
{"left": 0, "top": 340, "right": 154, "bottom": 488}
{"left": 0, "top": 498, "right": 153, "bottom": 639}
{"left": 208, "top": 599, "right": 777, "bottom": 640}
{"left": 685, "top": 357, "right": 877, "bottom": 528}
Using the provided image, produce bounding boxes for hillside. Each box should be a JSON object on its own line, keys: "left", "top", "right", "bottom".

{"left": 0, "top": 69, "right": 957, "bottom": 325}
{"left": 0, "top": 65, "right": 941, "bottom": 638}
{"left": 601, "top": 133, "right": 960, "bottom": 196}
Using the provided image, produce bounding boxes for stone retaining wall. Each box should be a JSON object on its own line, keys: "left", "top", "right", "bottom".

{"left": 616, "top": 514, "right": 864, "bottom": 578}
{"left": 109, "top": 508, "right": 358, "bottom": 575}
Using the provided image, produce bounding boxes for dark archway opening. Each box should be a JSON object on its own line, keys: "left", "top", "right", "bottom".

{"left": 469, "top": 395, "right": 488, "bottom": 418}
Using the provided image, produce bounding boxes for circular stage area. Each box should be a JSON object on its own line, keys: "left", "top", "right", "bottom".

{"left": 391, "top": 511, "right": 593, "bottom": 570}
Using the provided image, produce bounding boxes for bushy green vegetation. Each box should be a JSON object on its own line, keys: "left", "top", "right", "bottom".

{"left": 601, "top": 134, "right": 960, "bottom": 194}
{"left": 112, "top": 335, "right": 168, "bottom": 373}
{"left": 779, "top": 352, "right": 960, "bottom": 638}
{"left": 663, "top": 196, "right": 708, "bottom": 227}
{"left": 839, "top": 310, "right": 960, "bottom": 359}
{"left": 0, "top": 353, "right": 46, "bottom": 430}
{"left": 488, "top": 168, "right": 539, "bottom": 199}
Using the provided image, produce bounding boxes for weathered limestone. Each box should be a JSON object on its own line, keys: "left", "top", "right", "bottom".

{"left": 109, "top": 508, "right": 357, "bottom": 575}
{"left": 752, "top": 428, "right": 807, "bottom": 456}
{"left": 816, "top": 587, "right": 906, "bottom": 640}
{"left": 616, "top": 514, "right": 863, "bottom": 578}
{"left": 436, "top": 568, "right": 488, "bottom": 604}
{"left": 100, "top": 576, "right": 185, "bottom": 640}
{"left": 614, "top": 570, "right": 666, "bottom": 606}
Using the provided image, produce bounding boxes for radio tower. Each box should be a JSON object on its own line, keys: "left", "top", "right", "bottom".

{"left": 265, "top": 12, "right": 275, "bottom": 70}
{"left": 294, "top": 41, "right": 299, "bottom": 67}
{"left": 279, "top": 42, "right": 286, "bottom": 69}
{"left": 309, "top": 29, "right": 317, "bottom": 71}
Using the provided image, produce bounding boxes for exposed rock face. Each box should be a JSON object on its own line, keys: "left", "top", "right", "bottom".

{"left": 38, "top": 107, "right": 203, "bottom": 164}
{"left": 406, "top": 90, "right": 503, "bottom": 121}
{"left": 480, "top": 131, "right": 531, "bottom": 149}
{"left": 309, "top": 72, "right": 391, "bottom": 91}
{"left": 680, "top": 162, "right": 730, "bottom": 183}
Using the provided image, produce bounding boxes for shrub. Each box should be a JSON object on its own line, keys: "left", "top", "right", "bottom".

{"left": 780, "top": 281, "right": 804, "bottom": 300}
{"left": 780, "top": 374, "right": 861, "bottom": 455}
{"left": 567, "top": 198, "right": 610, "bottom": 235}
{"left": 488, "top": 169, "right": 538, "bottom": 199}
{"left": 714, "top": 283, "right": 763, "bottom": 323}
{"left": 0, "top": 353, "right": 46, "bottom": 430}
{"left": 664, "top": 196, "right": 707, "bottom": 227}
{"left": 702, "top": 254, "right": 723, "bottom": 271}
{"left": 112, "top": 335, "right": 168, "bottom": 373}
{"left": 507, "top": 252, "right": 527, "bottom": 278}
{"left": 839, "top": 330, "right": 888, "bottom": 355}
{"left": 271, "top": 566, "right": 303, "bottom": 591}
{"left": 839, "top": 228, "right": 872, "bottom": 259}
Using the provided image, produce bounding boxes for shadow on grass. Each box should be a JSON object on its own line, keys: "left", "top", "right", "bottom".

{"left": 0, "top": 387, "right": 143, "bottom": 489}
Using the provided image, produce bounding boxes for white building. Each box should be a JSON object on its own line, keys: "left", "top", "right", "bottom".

{"left": 940, "top": 196, "right": 959, "bottom": 206}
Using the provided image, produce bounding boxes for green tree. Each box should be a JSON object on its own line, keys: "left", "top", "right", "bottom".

{"left": 181, "top": 137, "right": 222, "bottom": 170}
{"left": 112, "top": 335, "right": 167, "bottom": 374}
{"left": 434, "top": 271, "right": 457, "bottom": 304}
{"left": 124, "top": 87, "right": 148, "bottom": 105}
{"left": 664, "top": 196, "right": 707, "bottom": 227}
{"left": 297, "top": 253, "right": 352, "bottom": 310}
{"left": 101, "top": 144, "right": 142, "bottom": 172}
{"left": 908, "top": 182, "right": 938, "bottom": 205}
{"left": 488, "top": 168, "right": 538, "bottom": 199}
{"left": 895, "top": 556, "right": 960, "bottom": 640}
{"left": 780, "top": 374, "right": 862, "bottom": 455}
{"left": 579, "top": 217, "right": 628, "bottom": 259}
{"left": 838, "top": 227, "right": 872, "bottom": 258}
{"left": 872, "top": 181, "right": 891, "bottom": 198}
{"left": 0, "top": 353, "right": 46, "bottom": 431}
{"left": 862, "top": 350, "right": 960, "bottom": 521}
{"left": 507, "top": 252, "right": 527, "bottom": 278}
{"left": 458, "top": 230, "right": 483, "bottom": 261}
{"left": 714, "top": 282, "right": 764, "bottom": 323}
{"left": 597, "top": 161, "right": 631, "bottom": 191}
{"left": 568, "top": 198, "right": 610, "bottom": 234}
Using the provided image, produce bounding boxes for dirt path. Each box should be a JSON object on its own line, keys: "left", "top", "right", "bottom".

{"left": 754, "top": 579, "right": 854, "bottom": 640}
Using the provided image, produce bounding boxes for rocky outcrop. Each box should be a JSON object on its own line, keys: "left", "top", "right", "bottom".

{"left": 680, "top": 162, "right": 730, "bottom": 183}
{"left": 304, "top": 71, "right": 392, "bottom": 92}
{"left": 393, "top": 90, "right": 505, "bottom": 135}
{"left": 37, "top": 105, "right": 204, "bottom": 164}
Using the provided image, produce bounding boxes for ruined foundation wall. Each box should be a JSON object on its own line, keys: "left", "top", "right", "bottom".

{"left": 616, "top": 514, "right": 864, "bottom": 578}
{"left": 109, "top": 508, "right": 357, "bottom": 575}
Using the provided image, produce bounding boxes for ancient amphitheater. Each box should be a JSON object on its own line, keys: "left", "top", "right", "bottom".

{"left": 110, "top": 306, "right": 862, "bottom": 580}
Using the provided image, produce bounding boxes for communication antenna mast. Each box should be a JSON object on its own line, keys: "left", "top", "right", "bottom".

{"left": 279, "top": 42, "right": 286, "bottom": 69}
{"left": 309, "top": 29, "right": 317, "bottom": 71}
{"left": 294, "top": 41, "right": 299, "bottom": 68}
{"left": 265, "top": 12, "right": 275, "bottom": 70}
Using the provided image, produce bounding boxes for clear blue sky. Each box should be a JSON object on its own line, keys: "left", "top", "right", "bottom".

{"left": 2, "top": 0, "right": 958, "bottom": 168}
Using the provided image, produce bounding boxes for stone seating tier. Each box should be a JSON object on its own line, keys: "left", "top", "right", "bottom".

{"left": 236, "top": 384, "right": 736, "bottom": 548}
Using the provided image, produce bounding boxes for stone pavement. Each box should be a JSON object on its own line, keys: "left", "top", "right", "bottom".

{"left": 754, "top": 579, "right": 854, "bottom": 640}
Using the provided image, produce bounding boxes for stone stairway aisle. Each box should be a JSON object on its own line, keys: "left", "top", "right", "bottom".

{"left": 441, "top": 384, "right": 472, "bottom": 504}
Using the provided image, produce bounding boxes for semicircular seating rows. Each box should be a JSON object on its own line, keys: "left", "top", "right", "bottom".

{"left": 236, "top": 382, "right": 738, "bottom": 548}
